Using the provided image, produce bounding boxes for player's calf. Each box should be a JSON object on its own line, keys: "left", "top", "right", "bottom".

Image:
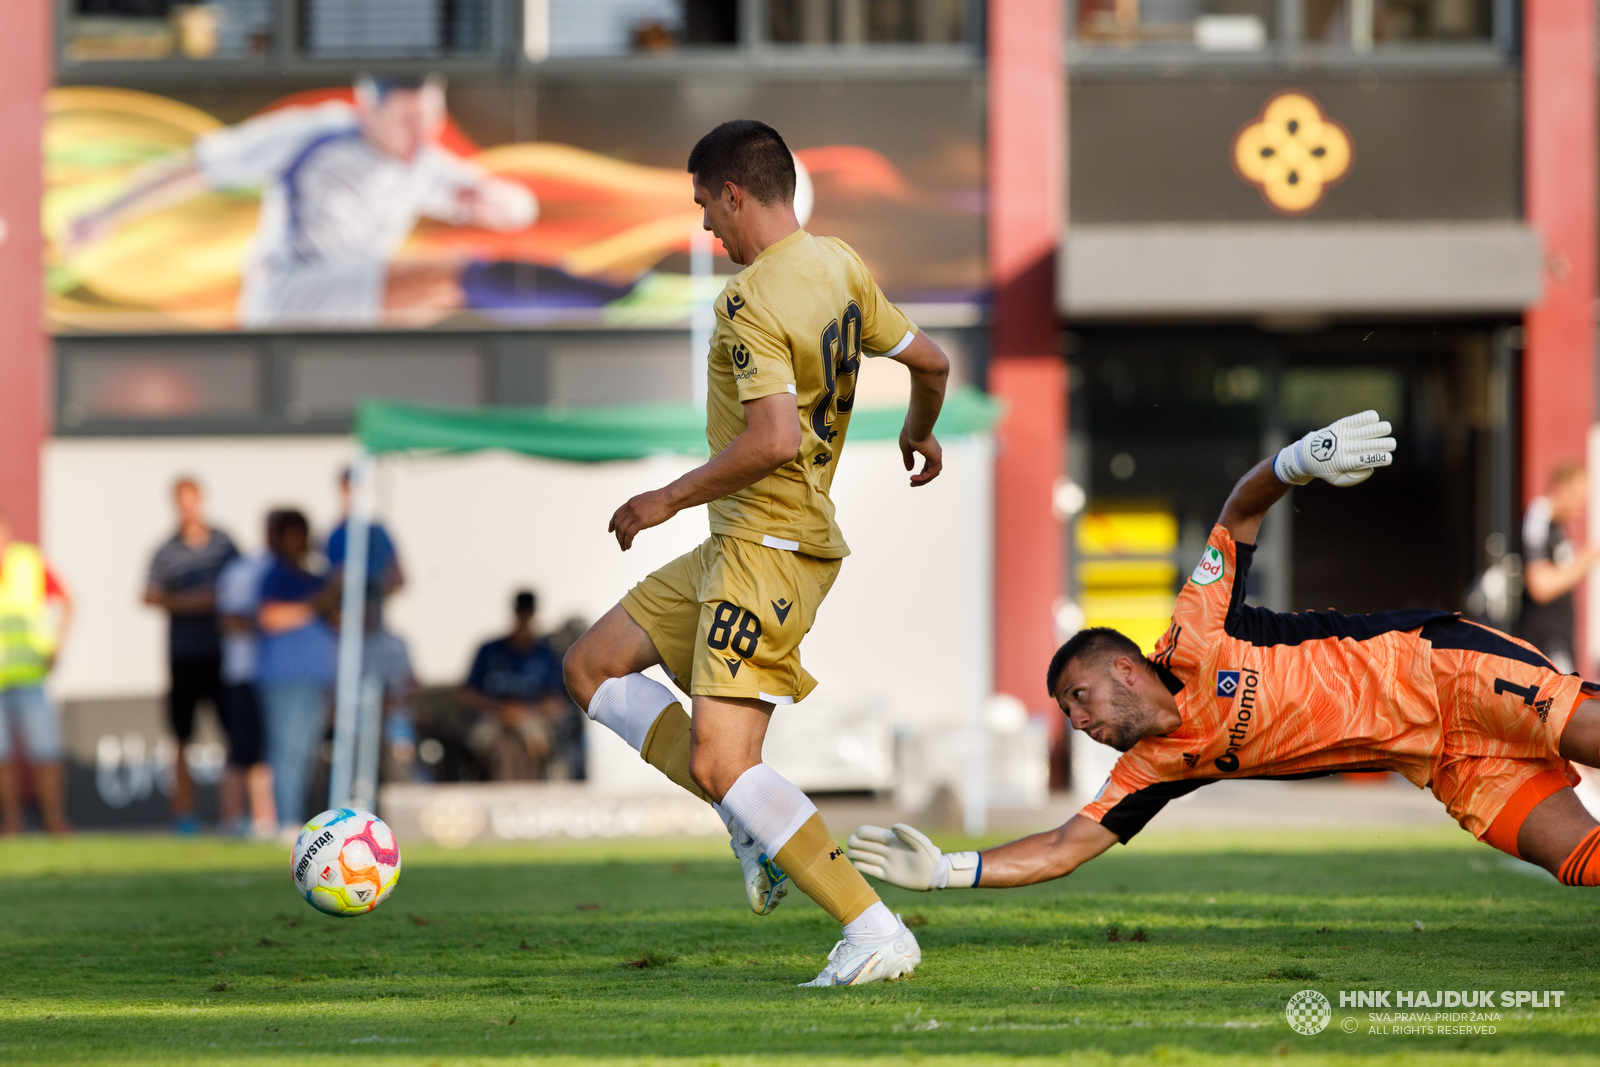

{"left": 1502, "top": 785, "right": 1600, "bottom": 884}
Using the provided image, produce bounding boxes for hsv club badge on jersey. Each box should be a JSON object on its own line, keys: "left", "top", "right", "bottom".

{"left": 1216, "top": 670, "right": 1241, "bottom": 698}
{"left": 1191, "top": 545, "right": 1225, "bottom": 585}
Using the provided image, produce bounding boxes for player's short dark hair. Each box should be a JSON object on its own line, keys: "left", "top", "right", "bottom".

{"left": 687, "top": 120, "right": 795, "bottom": 206}
{"left": 265, "top": 508, "right": 309, "bottom": 552}
{"left": 1045, "top": 627, "right": 1153, "bottom": 699}
{"left": 356, "top": 73, "right": 430, "bottom": 100}
{"left": 514, "top": 590, "right": 537, "bottom": 616}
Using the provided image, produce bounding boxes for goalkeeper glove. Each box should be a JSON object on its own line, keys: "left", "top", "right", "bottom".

{"left": 846, "top": 823, "right": 981, "bottom": 891}
{"left": 1273, "top": 409, "right": 1396, "bottom": 488}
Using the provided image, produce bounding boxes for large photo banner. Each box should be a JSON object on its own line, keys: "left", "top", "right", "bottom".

{"left": 45, "top": 78, "right": 984, "bottom": 332}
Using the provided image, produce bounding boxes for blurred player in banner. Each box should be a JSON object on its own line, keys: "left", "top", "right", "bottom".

{"left": 563, "top": 120, "right": 952, "bottom": 988}
{"left": 849, "top": 412, "right": 1600, "bottom": 897}
{"left": 66, "top": 74, "right": 536, "bottom": 327}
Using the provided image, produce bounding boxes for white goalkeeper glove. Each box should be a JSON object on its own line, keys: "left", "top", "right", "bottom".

{"left": 1273, "top": 409, "right": 1396, "bottom": 488}
{"left": 846, "top": 823, "right": 981, "bottom": 891}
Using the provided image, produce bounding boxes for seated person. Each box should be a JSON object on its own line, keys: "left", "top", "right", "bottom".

{"left": 460, "top": 591, "right": 566, "bottom": 780}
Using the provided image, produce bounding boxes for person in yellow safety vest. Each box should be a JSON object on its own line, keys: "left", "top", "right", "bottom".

{"left": 0, "top": 509, "right": 74, "bottom": 834}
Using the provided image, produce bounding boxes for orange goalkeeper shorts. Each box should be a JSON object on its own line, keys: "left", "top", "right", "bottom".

{"left": 1421, "top": 618, "right": 1588, "bottom": 853}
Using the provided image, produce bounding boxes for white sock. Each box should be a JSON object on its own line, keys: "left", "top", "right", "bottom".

{"left": 712, "top": 802, "right": 736, "bottom": 835}
{"left": 843, "top": 900, "right": 898, "bottom": 940}
{"left": 585, "top": 674, "right": 675, "bottom": 753}
{"left": 718, "top": 763, "right": 817, "bottom": 857}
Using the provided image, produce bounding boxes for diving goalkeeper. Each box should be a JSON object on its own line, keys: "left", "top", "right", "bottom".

{"left": 850, "top": 411, "right": 1600, "bottom": 893}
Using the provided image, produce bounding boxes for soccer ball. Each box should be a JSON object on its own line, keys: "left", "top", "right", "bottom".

{"left": 291, "top": 808, "right": 402, "bottom": 916}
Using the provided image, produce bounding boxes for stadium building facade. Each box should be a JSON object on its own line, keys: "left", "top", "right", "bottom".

{"left": 0, "top": 1, "right": 1591, "bottom": 801}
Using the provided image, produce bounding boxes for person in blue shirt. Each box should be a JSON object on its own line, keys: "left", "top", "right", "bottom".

{"left": 256, "top": 509, "right": 336, "bottom": 833}
{"left": 325, "top": 466, "right": 405, "bottom": 608}
{"left": 460, "top": 591, "right": 565, "bottom": 780}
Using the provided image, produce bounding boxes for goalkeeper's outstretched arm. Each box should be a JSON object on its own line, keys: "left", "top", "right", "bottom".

{"left": 847, "top": 815, "right": 1119, "bottom": 892}
{"left": 1221, "top": 409, "right": 1396, "bottom": 544}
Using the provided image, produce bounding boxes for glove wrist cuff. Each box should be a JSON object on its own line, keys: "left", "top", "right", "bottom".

{"left": 944, "top": 851, "right": 981, "bottom": 889}
{"left": 1273, "top": 443, "right": 1312, "bottom": 486}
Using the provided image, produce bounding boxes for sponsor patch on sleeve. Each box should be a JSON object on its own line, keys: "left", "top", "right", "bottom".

{"left": 1190, "top": 545, "right": 1225, "bottom": 586}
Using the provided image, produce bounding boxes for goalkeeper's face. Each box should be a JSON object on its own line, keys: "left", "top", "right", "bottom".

{"left": 1056, "top": 657, "right": 1164, "bottom": 752}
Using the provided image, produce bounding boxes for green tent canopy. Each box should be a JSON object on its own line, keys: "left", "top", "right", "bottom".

{"left": 355, "top": 385, "right": 1003, "bottom": 461}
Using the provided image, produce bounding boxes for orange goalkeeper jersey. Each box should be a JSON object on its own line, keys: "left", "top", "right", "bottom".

{"left": 1079, "top": 523, "right": 1460, "bottom": 842}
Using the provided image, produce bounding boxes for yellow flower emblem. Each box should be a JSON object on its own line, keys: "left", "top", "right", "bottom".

{"left": 1232, "top": 92, "right": 1352, "bottom": 214}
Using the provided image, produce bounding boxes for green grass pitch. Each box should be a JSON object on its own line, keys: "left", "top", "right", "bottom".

{"left": 0, "top": 824, "right": 1595, "bottom": 1065}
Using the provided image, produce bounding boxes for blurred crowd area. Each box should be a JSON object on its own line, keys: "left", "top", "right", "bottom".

{"left": 2, "top": 473, "right": 588, "bottom": 838}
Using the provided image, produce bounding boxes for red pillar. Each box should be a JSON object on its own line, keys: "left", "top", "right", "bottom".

{"left": 0, "top": 4, "right": 50, "bottom": 542}
{"left": 988, "top": 0, "right": 1065, "bottom": 715}
{"left": 1523, "top": 0, "right": 1596, "bottom": 668}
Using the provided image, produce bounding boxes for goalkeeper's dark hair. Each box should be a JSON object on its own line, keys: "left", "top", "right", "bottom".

{"left": 1045, "top": 627, "right": 1155, "bottom": 697}
{"left": 687, "top": 120, "right": 795, "bottom": 206}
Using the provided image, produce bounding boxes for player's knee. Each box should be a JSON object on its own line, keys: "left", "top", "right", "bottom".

{"left": 560, "top": 639, "right": 604, "bottom": 710}
{"left": 688, "top": 748, "right": 735, "bottom": 804}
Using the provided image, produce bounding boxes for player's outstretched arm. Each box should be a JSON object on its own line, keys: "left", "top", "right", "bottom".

{"left": 608, "top": 391, "right": 801, "bottom": 550}
{"left": 1219, "top": 409, "right": 1396, "bottom": 543}
{"left": 891, "top": 331, "right": 950, "bottom": 487}
{"left": 847, "top": 815, "right": 1118, "bottom": 891}
{"left": 63, "top": 158, "right": 209, "bottom": 254}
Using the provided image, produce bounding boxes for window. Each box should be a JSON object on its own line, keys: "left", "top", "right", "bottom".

{"left": 286, "top": 347, "right": 485, "bottom": 421}
{"left": 767, "top": 0, "right": 972, "bottom": 44}
{"left": 1070, "top": 0, "right": 1497, "bottom": 51}
{"left": 524, "top": 0, "right": 976, "bottom": 58}
{"left": 1075, "top": 0, "right": 1273, "bottom": 50}
{"left": 67, "top": 0, "right": 277, "bottom": 61}
{"left": 60, "top": 348, "right": 261, "bottom": 425}
{"left": 526, "top": 0, "right": 738, "bottom": 58}
{"left": 300, "top": 0, "right": 491, "bottom": 59}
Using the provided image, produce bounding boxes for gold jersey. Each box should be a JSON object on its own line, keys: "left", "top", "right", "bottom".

{"left": 706, "top": 229, "right": 916, "bottom": 559}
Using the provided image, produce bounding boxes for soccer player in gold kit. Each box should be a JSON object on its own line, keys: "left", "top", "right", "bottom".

{"left": 562, "top": 120, "right": 952, "bottom": 986}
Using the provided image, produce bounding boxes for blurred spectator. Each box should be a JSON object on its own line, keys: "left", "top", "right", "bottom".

{"left": 143, "top": 477, "right": 237, "bottom": 834}
{"left": 544, "top": 614, "right": 591, "bottom": 781}
{"left": 1521, "top": 461, "right": 1600, "bottom": 673}
{"left": 367, "top": 626, "right": 420, "bottom": 785}
{"left": 0, "top": 509, "right": 73, "bottom": 835}
{"left": 326, "top": 466, "right": 405, "bottom": 623}
{"left": 214, "top": 523, "right": 277, "bottom": 838}
{"left": 257, "top": 509, "right": 336, "bottom": 834}
{"left": 460, "top": 590, "right": 565, "bottom": 780}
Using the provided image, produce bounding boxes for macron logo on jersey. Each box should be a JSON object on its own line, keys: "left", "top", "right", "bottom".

{"left": 726, "top": 293, "right": 745, "bottom": 319}
{"left": 1216, "top": 670, "right": 1241, "bottom": 698}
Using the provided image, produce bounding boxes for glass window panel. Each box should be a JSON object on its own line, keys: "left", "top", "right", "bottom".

{"left": 1074, "top": 0, "right": 1273, "bottom": 49}
{"left": 69, "top": 0, "right": 277, "bottom": 61}
{"left": 767, "top": 0, "right": 970, "bottom": 44}
{"left": 62, "top": 349, "right": 261, "bottom": 424}
{"left": 1374, "top": 0, "right": 1491, "bottom": 41}
{"left": 549, "top": 340, "right": 692, "bottom": 405}
{"left": 537, "top": 0, "right": 737, "bottom": 57}
{"left": 300, "top": 0, "right": 489, "bottom": 59}
{"left": 288, "top": 347, "right": 485, "bottom": 418}
{"left": 1281, "top": 368, "right": 1404, "bottom": 431}
{"left": 1303, "top": 0, "right": 1490, "bottom": 43}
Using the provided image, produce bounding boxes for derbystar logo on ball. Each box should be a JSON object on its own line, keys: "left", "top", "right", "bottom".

{"left": 291, "top": 807, "right": 402, "bottom": 917}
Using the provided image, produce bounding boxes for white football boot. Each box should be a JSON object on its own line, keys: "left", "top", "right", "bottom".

{"left": 728, "top": 817, "right": 789, "bottom": 915}
{"left": 800, "top": 916, "right": 921, "bottom": 987}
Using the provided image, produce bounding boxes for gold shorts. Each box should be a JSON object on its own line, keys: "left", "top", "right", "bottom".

{"left": 620, "top": 534, "right": 841, "bottom": 704}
